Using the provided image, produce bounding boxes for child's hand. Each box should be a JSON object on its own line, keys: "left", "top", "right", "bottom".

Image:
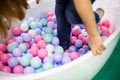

{"left": 89, "top": 34, "right": 106, "bottom": 56}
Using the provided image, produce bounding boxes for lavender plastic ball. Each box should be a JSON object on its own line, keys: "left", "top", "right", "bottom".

{"left": 24, "top": 66, "right": 34, "bottom": 74}
{"left": 22, "top": 33, "right": 32, "bottom": 42}
{"left": 12, "top": 48, "right": 23, "bottom": 57}
{"left": 53, "top": 53, "right": 62, "bottom": 63}
{"left": 43, "top": 56, "right": 54, "bottom": 63}
{"left": 8, "top": 57, "right": 19, "bottom": 68}
{"left": 15, "top": 36, "right": 23, "bottom": 43}
{"left": 68, "top": 45, "right": 77, "bottom": 51}
{"left": 78, "top": 48, "right": 86, "bottom": 54}
{"left": 51, "top": 37, "right": 59, "bottom": 46}
{"left": 62, "top": 56, "right": 71, "bottom": 64}
{"left": 74, "top": 39, "right": 83, "bottom": 48}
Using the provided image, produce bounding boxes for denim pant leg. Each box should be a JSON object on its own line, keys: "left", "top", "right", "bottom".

{"left": 55, "top": 0, "right": 71, "bottom": 46}
{"left": 66, "top": 0, "right": 100, "bottom": 24}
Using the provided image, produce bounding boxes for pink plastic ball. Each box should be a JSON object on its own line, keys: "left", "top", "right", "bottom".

{"left": 101, "top": 19, "right": 110, "bottom": 28}
{"left": 37, "top": 40, "right": 46, "bottom": 49}
{"left": 34, "top": 35, "right": 43, "bottom": 43}
{"left": 0, "top": 62, "right": 4, "bottom": 70}
{"left": 0, "top": 51, "right": 3, "bottom": 59}
{"left": 102, "top": 27, "right": 110, "bottom": 37}
{"left": 12, "top": 27, "right": 22, "bottom": 36}
{"left": 30, "top": 46, "right": 39, "bottom": 56}
{"left": 31, "top": 43, "right": 37, "bottom": 47}
{"left": 6, "top": 39, "right": 15, "bottom": 45}
{"left": 69, "top": 52, "right": 80, "bottom": 60}
{"left": 0, "top": 54, "right": 10, "bottom": 64}
{"left": 70, "top": 36, "right": 77, "bottom": 44}
{"left": 82, "top": 37, "right": 89, "bottom": 45}
{"left": 47, "top": 16, "right": 52, "bottom": 21}
{"left": 0, "top": 43, "right": 7, "bottom": 52}
{"left": 13, "top": 65, "right": 24, "bottom": 74}
{"left": 2, "top": 66, "right": 12, "bottom": 73}
{"left": 72, "top": 28, "right": 80, "bottom": 36}
{"left": 78, "top": 34, "right": 85, "bottom": 40}
{"left": 47, "top": 11, "right": 54, "bottom": 17}
{"left": 38, "top": 48, "right": 48, "bottom": 60}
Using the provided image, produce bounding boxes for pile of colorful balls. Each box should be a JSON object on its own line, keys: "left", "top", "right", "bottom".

{"left": 0, "top": 11, "right": 114, "bottom": 74}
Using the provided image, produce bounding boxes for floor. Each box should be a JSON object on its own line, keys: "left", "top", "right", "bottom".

{"left": 93, "top": 37, "right": 120, "bottom": 80}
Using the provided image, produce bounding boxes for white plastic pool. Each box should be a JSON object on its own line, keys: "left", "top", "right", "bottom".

{"left": 0, "top": 0, "right": 120, "bottom": 80}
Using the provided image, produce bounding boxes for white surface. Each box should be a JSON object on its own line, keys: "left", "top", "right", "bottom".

{"left": 0, "top": 0, "right": 120, "bottom": 80}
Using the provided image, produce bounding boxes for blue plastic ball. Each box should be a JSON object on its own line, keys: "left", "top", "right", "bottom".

{"left": 43, "top": 62, "right": 53, "bottom": 71}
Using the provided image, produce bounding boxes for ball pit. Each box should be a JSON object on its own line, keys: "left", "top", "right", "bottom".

{"left": 0, "top": 10, "right": 114, "bottom": 75}
{"left": 0, "top": 0, "right": 120, "bottom": 80}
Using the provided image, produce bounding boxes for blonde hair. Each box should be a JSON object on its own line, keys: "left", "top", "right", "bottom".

{"left": 0, "top": 0, "right": 28, "bottom": 39}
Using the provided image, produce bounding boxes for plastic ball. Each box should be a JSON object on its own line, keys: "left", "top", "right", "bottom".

{"left": 51, "top": 37, "right": 59, "bottom": 46}
{"left": 12, "top": 48, "right": 23, "bottom": 57}
{"left": 47, "top": 11, "right": 54, "bottom": 17}
{"left": 43, "top": 33, "right": 53, "bottom": 43}
{"left": 28, "top": 17, "right": 35, "bottom": 22}
{"left": 52, "top": 15, "right": 56, "bottom": 23}
{"left": 20, "top": 55, "right": 30, "bottom": 67}
{"left": 18, "top": 43, "right": 27, "bottom": 53}
{"left": 38, "top": 49, "right": 48, "bottom": 59}
{"left": 47, "top": 21, "right": 55, "bottom": 29}
{"left": 30, "top": 21, "right": 38, "bottom": 30}
{"left": 24, "top": 66, "right": 34, "bottom": 74}
{"left": 102, "top": 19, "right": 110, "bottom": 28}
{"left": 34, "top": 35, "right": 43, "bottom": 43}
{"left": 79, "top": 24, "right": 85, "bottom": 29}
{"left": 43, "top": 62, "right": 53, "bottom": 71}
{"left": 37, "top": 40, "right": 46, "bottom": 49}
{"left": 30, "top": 46, "right": 39, "bottom": 56}
{"left": 0, "top": 43, "right": 7, "bottom": 52}
{"left": 54, "top": 46, "right": 64, "bottom": 54}
{"left": 82, "top": 45, "right": 89, "bottom": 52}
{"left": 23, "top": 20, "right": 31, "bottom": 26}
{"left": 24, "top": 42, "right": 31, "bottom": 49}
{"left": 45, "top": 44, "right": 54, "bottom": 53}
{"left": 74, "top": 39, "right": 83, "bottom": 48}
{"left": 70, "top": 36, "right": 77, "bottom": 44}
{"left": 47, "top": 16, "right": 52, "bottom": 21}
{"left": 53, "top": 53, "right": 62, "bottom": 63}
{"left": 35, "top": 28, "right": 42, "bottom": 35}
{"left": 7, "top": 42, "right": 18, "bottom": 52}
{"left": 40, "top": 18, "right": 47, "bottom": 26}
{"left": 6, "top": 39, "right": 14, "bottom": 45}
{"left": 62, "top": 56, "right": 71, "bottom": 64}
{"left": 82, "top": 37, "right": 89, "bottom": 45}
{"left": 102, "top": 27, "right": 110, "bottom": 37}
{"left": 12, "top": 27, "right": 22, "bottom": 36}
{"left": 43, "top": 56, "right": 54, "bottom": 63}
{"left": 0, "top": 51, "right": 4, "bottom": 59}
{"left": 0, "top": 54, "right": 10, "bottom": 64}
{"left": 15, "top": 36, "right": 23, "bottom": 43}
{"left": 78, "top": 48, "right": 86, "bottom": 54}
{"left": 69, "top": 52, "right": 80, "bottom": 60}
{"left": 0, "top": 62, "right": 4, "bottom": 70}
{"left": 2, "top": 66, "right": 12, "bottom": 73}
{"left": 78, "top": 34, "right": 85, "bottom": 40}
{"left": 22, "top": 33, "right": 32, "bottom": 42}
{"left": 40, "top": 13, "right": 47, "bottom": 19}
{"left": 8, "top": 57, "right": 19, "bottom": 68}
{"left": 35, "top": 67, "right": 44, "bottom": 73}
{"left": 72, "top": 28, "right": 80, "bottom": 36}
{"left": 53, "top": 29, "right": 57, "bottom": 36}
{"left": 37, "top": 22, "right": 42, "bottom": 29}
{"left": 28, "top": 30, "right": 36, "bottom": 38}
{"left": 44, "top": 27, "right": 53, "bottom": 34}
{"left": 30, "top": 57, "right": 42, "bottom": 68}
{"left": 68, "top": 45, "right": 77, "bottom": 51}
{"left": 20, "top": 23, "right": 29, "bottom": 32}
{"left": 13, "top": 65, "right": 24, "bottom": 74}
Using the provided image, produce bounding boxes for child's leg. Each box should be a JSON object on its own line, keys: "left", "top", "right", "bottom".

{"left": 66, "top": 0, "right": 100, "bottom": 25}
{"left": 55, "top": 0, "right": 71, "bottom": 49}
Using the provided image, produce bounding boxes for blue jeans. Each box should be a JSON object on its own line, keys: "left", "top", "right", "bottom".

{"left": 55, "top": 0, "right": 99, "bottom": 48}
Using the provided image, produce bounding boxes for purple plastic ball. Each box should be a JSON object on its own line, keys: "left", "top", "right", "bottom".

{"left": 62, "top": 56, "right": 71, "bottom": 64}
{"left": 78, "top": 48, "right": 86, "bottom": 54}
{"left": 68, "top": 45, "right": 77, "bottom": 51}
{"left": 74, "top": 39, "right": 83, "bottom": 48}
{"left": 12, "top": 48, "right": 23, "bottom": 57}
{"left": 51, "top": 37, "right": 59, "bottom": 46}
{"left": 24, "top": 66, "right": 34, "bottom": 74}
{"left": 8, "top": 57, "right": 19, "bottom": 68}
{"left": 53, "top": 53, "right": 62, "bottom": 63}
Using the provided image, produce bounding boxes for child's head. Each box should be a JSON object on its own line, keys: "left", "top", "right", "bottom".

{"left": 0, "top": 0, "right": 28, "bottom": 39}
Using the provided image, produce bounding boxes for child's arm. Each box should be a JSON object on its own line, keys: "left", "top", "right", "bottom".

{"left": 73, "top": 0, "right": 106, "bottom": 55}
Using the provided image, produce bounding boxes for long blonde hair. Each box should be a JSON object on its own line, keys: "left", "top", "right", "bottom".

{"left": 0, "top": 0, "right": 28, "bottom": 39}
